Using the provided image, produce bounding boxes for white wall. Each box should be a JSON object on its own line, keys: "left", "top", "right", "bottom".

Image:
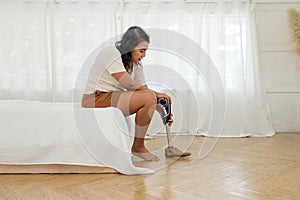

{"left": 255, "top": 0, "right": 300, "bottom": 132}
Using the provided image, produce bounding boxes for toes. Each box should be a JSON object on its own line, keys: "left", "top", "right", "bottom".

{"left": 133, "top": 152, "right": 160, "bottom": 161}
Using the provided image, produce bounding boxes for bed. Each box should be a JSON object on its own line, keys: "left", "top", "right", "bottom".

{"left": 0, "top": 100, "right": 153, "bottom": 175}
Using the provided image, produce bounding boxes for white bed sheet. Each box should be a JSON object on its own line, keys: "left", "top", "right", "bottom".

{"left": 0, "top": 100, "right": 153, "bottom": 175}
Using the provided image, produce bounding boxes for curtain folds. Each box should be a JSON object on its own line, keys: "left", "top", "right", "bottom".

{"left": 0, "top": 0, "right": 274, "bottom": 137}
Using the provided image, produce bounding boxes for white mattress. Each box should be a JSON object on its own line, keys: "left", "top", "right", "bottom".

{"left": 0, "top": 100, "right": 153, "bottom": 175}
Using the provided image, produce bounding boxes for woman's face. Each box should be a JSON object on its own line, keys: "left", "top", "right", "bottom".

{"left": 131, "top": 41, "right": 149, "bottom": 62}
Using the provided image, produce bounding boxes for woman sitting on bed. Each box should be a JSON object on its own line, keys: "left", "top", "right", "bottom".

{"left": 81, "top": 26, "right": 172, "bottom": 161}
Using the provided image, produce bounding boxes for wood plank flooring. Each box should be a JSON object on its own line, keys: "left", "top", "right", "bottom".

{"left": 0, "top": 133, "right": 299, "bottom": 200}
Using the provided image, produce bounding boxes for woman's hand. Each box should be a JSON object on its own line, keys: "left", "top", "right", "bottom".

{"left": 155, "top": 92, "right": 172, "bottom": 104}
{"left": 156, "top": 105, "right": 174, "bottom": 126}
{"left": 155, "top": 92, "right": 173, "bottom": 126}
{"left": 167, "top": 114, "right": 174, "bottom": 126}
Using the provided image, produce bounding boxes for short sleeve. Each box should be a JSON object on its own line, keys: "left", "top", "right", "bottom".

{"left": 98, "top": 46, "right": 126, "bottom": 74}
{"left": 107, "top": 57, "right": 126, "bottom": 74}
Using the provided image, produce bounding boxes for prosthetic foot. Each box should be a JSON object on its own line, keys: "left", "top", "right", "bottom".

{"left": 164, "top": 123, "right": 191, "bottom": 157}
{"left": 165, "top": 147, "right": 192, "bottom": 157}
{"left": 157, "top": 98, "right": 192, "bottom": 158}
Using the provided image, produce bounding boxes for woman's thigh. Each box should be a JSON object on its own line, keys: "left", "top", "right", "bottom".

{"left": 112, "top": 90, "right": 156, "bottom": 116}
{"left": 82, "top": 90, "right": 157, "bottom": 116}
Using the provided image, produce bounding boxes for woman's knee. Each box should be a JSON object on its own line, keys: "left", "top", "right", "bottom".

{"left": 140, "top": 90, "right": 156, "bottom": 105}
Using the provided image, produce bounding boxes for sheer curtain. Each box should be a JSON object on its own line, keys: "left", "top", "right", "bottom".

{"left": 0, "top": 1, "right": 49, "bottom": 100}
{"left": 48, "top": 1, "right": 120, "bottom": 101}
{"left": 0, "top": 0, "right": 274, "bottom": 137}
{"left": 0, "top": 0, "right": 119, "bottom": 101}
{"left": 121, "top": 1, "right": 274, "bottom": 137}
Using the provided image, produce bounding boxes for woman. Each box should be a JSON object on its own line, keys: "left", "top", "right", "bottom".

{"left": 82, "top": 26, "right": 172, "bottom": 161}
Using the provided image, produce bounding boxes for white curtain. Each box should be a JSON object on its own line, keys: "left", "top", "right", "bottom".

{"left": 0, "top": 0, "right": 119, "bottom": 101}
{"left": 0, "top": 0, "right": 274, "bottom": 137}
{"left": 0, "top": 1, "right": 49, "bottom": 100}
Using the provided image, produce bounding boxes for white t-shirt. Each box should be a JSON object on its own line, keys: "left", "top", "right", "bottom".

{"left": 84, "top": 46, "right": 146, "bottom": 93}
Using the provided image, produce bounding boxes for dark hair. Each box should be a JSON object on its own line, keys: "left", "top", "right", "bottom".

{"left": 115, "top": 26, "right": 150, "bottom": 71}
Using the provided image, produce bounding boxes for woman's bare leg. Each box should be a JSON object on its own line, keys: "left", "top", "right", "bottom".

{"left": 112, "top": 90, "right": 159, "bottom": 161}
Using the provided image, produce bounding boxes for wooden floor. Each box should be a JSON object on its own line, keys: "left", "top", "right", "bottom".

{"left": 0, "top": 133, "right": 299, "bottom": 200}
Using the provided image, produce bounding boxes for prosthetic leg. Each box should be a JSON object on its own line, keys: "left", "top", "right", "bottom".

{"left": 157, "top": 98, "right": 191, "bottom": 157}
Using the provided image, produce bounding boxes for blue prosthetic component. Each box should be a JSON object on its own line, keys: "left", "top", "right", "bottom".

{"left": 157, "top": 98, "right": 171, "bottom": 125}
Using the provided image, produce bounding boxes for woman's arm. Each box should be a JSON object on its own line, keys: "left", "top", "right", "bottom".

{"left": 112, "top": 72, "right": 148, "bottom": 91}
{"left": 112, "top": 71, "right": 172, "bottom": 103}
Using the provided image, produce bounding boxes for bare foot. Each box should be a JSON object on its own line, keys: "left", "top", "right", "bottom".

{"left": 132, "top": 147, "right": 160, "bottom": 161}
